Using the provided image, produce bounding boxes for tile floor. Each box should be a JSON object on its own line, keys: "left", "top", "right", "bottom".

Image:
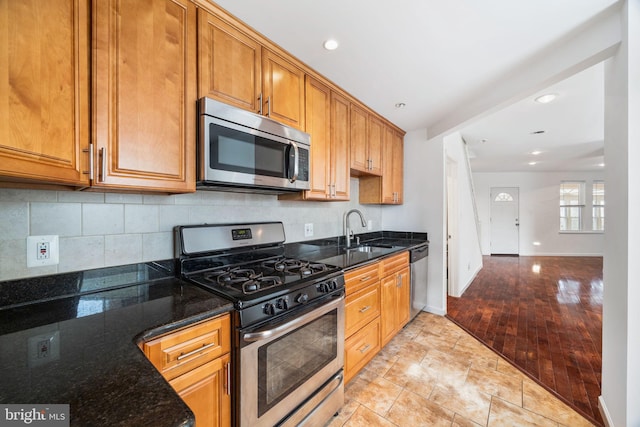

{"left": 327, "top": 312, "right": 595, "bottom": 427}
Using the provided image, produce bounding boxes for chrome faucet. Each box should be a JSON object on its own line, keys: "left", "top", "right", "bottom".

{"left": 343, "top": 209, "right": 367, "bottom": 248}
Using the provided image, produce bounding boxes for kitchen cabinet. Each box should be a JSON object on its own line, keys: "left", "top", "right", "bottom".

{"left": 198, "top": 9, "right": 262, "bottom": 113}
{"left": 198, "top": 8, "right": 304, "bottom": 130}
{"left": 350, "top": 104, "right": 382, "bottom": 176}
{"left": 0, "top": 0, "right": 90, "bottom": 188}
{"left": 379, "top": 252, "right": 411, "bottom": 346}
{"left": 343, "top": 262, "right": 381, "bottom": 384}
{"left": 360, "top": 126, "right": 404, "bottom": 204}
{"left": 261, "top": 48, "right": 305, "bottom": 130}
{"left": 92, "top": 0, "right": 196, "bottom": 193}
{"left": 143, "top": 314, "right": 231, "bottom": 427}
{"left": 280, "top": 77, "right": 349, "bottom": 201}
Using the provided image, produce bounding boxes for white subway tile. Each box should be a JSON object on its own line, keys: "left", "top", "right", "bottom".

{"left": 0, "top": 203, "right": 29, "bottom": 239}
{"left": 105, "top": 234, "right": 143, "bottom": 266}
{"left": 58, "top": 236, "right": 105, "bottom": 272}
{"left": 124, "top": 205, "right": 159, "bottom": 233}
{"left": 82, "top": 204, "right": 124, "bottom": 236}
{"left": 158, "top": 205, "right": 190, "bottom": 232}
{"left": 142, "top": 232, "right": 173, "bottom": 261}
{"left": 0, "top": 188, "right": 57, "bottom": 202}
{"left": 57, "top": 192, "right": 105, "bottom": 203}
{"left": 105, "top": 193, "right": 143, "bottom": 204}
{"left": 31, "top": 203, "right": 82, "bottom": 236}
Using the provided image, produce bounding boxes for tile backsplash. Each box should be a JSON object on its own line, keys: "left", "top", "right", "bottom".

{"left": 0, "top": 179, "right": 381, "bottom": 281}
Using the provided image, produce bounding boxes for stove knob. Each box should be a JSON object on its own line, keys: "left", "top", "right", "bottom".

{"left": 318, "top": 282, "right": 330, "bottom": 293}
{"left": 296, "top": 293, "right": 309, "bottom": 304}
{"left": 329, "top": 280, "right": 338, "bottom": 291}
{"left": 276, "top": 298, "right": 289, "bottom": 310}
{"left": 263, "top": 303, "right": 276, "bottom": 316}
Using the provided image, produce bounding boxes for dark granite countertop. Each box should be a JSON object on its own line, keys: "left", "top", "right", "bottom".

{"left": 0, "top": 262, "right": 233, "bottom": 427}
{"left": 286, "top": 230, "right": 428, "bottom": 269}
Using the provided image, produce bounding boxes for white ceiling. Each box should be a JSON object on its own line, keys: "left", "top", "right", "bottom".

{"left": 211, "top": 0, "right": 617, "bottom": 172}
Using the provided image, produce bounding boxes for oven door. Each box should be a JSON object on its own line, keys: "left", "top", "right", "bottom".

{"left": 238, "top": 294, "right": 345, "bottom": 427}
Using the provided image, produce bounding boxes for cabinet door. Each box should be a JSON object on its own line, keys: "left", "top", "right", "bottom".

{"left": 0, "top": 0, "right": 90, "bottom": 186}
{"left": 330, "top": 92, "right": 350, "bottom": 200}
{"left": 379, "top": 274, "right": 397, "bottom": 346}
{"left": 262, "top": 49, "right": 305, "bottom": 130}
{"left": 367, "top": 115, "right": 383, "bottom": 176}
{"left": 391, "top": 130, "right": 404, "bottom": 204}
{"left": 198, "top": 10, "right": 262, "bottom": 113}
{"left": 381, "top": 126, "right": 396, "bottom": 204}
{"left": 349, "top": 103, "right": 368, "bottom": 173}
{"left": 92, "top": 0, "right": 196, "bottom": 193}
{"left": 303, "top": 76, "right": 331, "bottom": 199}
{"left": 169, "top": 354, "right": 231, "bottom": 427}
{"left": 397, "top": 267, "right": 411, "bottom": 329}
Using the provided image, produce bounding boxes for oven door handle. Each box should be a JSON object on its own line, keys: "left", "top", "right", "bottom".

{"left": 243, "top": 295, "right": 343, "bottom": 343}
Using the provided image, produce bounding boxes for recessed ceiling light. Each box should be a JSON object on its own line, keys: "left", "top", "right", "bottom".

{"left": 323, "top": 39, "right": 339, "bottom": 50}
{"left": 599, "top": 163, "right": 605, "bottom": 167}
{"left": 531, "top": 150, "right": 542, "bottom": 155}
{"left": 534, "top": 93, "right": 558, "bottom": 104}
{"left": 528, "top": 161, "right": 537, "bottom": 166}
{"left": 395, "top": 102, "right": 406, "bottom": 108}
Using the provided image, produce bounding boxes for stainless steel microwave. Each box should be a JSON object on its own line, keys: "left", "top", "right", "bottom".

{"left": 197, "top": 97, "right": 310, "bottom": 194}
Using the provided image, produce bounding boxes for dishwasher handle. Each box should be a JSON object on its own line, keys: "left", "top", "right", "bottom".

{"left": 409, "top": 244, "right": 429, "bottom": 262}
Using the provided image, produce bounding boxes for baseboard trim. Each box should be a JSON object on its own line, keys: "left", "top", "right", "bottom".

{"left": 598, "top": 395, "right": 614, "bottom": 427}
{"left": 423, "top": 306, "right": 446, "bottom": 316}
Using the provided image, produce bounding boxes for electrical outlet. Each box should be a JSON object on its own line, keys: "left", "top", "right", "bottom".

{"left": 27, "top": 235, "right": 59, "bottom": 267}
{"left": 28, "top": 331, "right": 60, "bottom": 367}
{"left": 304, "top": 223, "right": 314, "bottom": 237}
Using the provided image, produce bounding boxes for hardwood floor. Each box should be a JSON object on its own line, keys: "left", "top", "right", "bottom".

{"left": 447, "top": 256, "right": 603, "bottom": 426}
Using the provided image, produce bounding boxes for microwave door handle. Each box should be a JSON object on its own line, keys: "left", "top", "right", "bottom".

{"left": 289, "top": 141, "right": 299, "bottom": 183}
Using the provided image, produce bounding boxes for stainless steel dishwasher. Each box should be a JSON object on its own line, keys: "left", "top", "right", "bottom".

{"left": 409, "top": 243, "right": 429, "bottom": 320}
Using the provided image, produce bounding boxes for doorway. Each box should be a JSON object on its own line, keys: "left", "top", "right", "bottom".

{"left": 490, "top": 187, "right": 519, "bottom": 255}
{"left": 446, "top": 158, "right": 458, "bottom": 296}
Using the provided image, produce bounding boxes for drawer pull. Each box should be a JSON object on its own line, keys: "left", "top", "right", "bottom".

{"left": 359, "top": 276, "right": 372, "bottom": 282}
{"left": 177, "top": 342, "right": 216, "bottom": 361}
{"left": 359, "top": 305, "right": 371, "bottom": 313}
{"left": 358, "top": 343, "right": 371, "bottom": 354}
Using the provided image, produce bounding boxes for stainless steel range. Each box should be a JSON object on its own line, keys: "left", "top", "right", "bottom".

{"left": 175, "top": 222, "right": 345, "bottom": 427}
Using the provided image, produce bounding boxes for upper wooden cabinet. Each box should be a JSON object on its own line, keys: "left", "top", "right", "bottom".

{"left": 261, "top": 49, "right": 305, "bottom": 130}
{"left": 281, "top": 77, "right": 349, "bottom": 201}
{"left": 350, "top": 104, "right": 382, "bottom": 176}
{"left": 198, "top": 10, "right": 262, "bottom": 112}
{"left": 0, "top": 0, "right": 90, "bottom": 187}
{"left": 92, "top": 0, "right": 196, "bottom": 193}
{"left": 359, "top": 125, "right": 404, "bottom": 205}
{"left": 198, "top": 8, "right": 305, "bottom": 130}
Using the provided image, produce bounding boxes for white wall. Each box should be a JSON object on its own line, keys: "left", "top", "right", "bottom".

{"left": 381, "top": 129, "right": 447, "bottom": 315}
{"left": 600, "top": 2, "right": 640, "bottom": 426}
{"left": 0, "top": 179, "right": 382, "bottom": 281}
{"left": 474, "top": 171, "right": 605, "bottom": 256}
{"left": 443, "top": 132, "right": 483, "bottom": 296}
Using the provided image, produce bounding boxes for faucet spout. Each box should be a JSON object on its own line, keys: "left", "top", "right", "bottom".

{"left": 343, "top": 209, "right": 367, "bottom": 248}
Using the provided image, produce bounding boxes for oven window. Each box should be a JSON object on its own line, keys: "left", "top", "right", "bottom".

{"left": 210, "top": 123, "right": 286, "bottom": 177}
{"left": 257, "top": 308, "right": 338, "bottom": 416}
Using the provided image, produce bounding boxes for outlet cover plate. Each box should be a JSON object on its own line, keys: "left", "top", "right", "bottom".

{"left": 304, "top": 223, "right": 314, "bottom": 237}
{"left": 27, "top": 235, "right": 59, "bottom": 267}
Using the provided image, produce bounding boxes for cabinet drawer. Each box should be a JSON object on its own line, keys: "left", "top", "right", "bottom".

{"left": 143, "top": 314, "right": 231, "bottom": 381}
{"left": 344, "top": 262, "right": 380, "bottom": 296}
{"left": 344, "top": 317, "right": 380, "bottom": 384}
{"left": 380, "top": 251, "right": 409, "bottom": 276}
{"left": 345, "top": 284, "right": 380, "bottom": 337}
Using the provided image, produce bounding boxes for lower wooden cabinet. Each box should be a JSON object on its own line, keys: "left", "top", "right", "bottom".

{"left": 344, "top": 317, "right": 380, "bottom": 384}
{"left": 380, "top": 266, "right": 411, "bottom": 346}
{"left": 142, "top": 314, "right": 231, "bottom": 427}
{"left": 169, "top": 353, "right": 231, "bottom": 427}
{"left": 343, "top": 252, "right": 411, "bottom": 383}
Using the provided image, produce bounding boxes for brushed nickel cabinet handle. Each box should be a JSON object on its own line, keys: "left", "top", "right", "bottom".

{"left": 258, "top": 93, "right": 263, "bottom": 115}
{"left": 359, "top": 276, "right": 372, "bottom": 282}
{"left": 358, "top": 343, "right": 371, "bottom": 353}
{"left": 176, "top": 342, "right": 216, "bottom": 361}
{"left": 359, "top": 305, "right": 371, "bottom": 313}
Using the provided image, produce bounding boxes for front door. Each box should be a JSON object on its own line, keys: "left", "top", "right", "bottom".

{"left": 490, "top": 187, "right": 519, "bottom": 255}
